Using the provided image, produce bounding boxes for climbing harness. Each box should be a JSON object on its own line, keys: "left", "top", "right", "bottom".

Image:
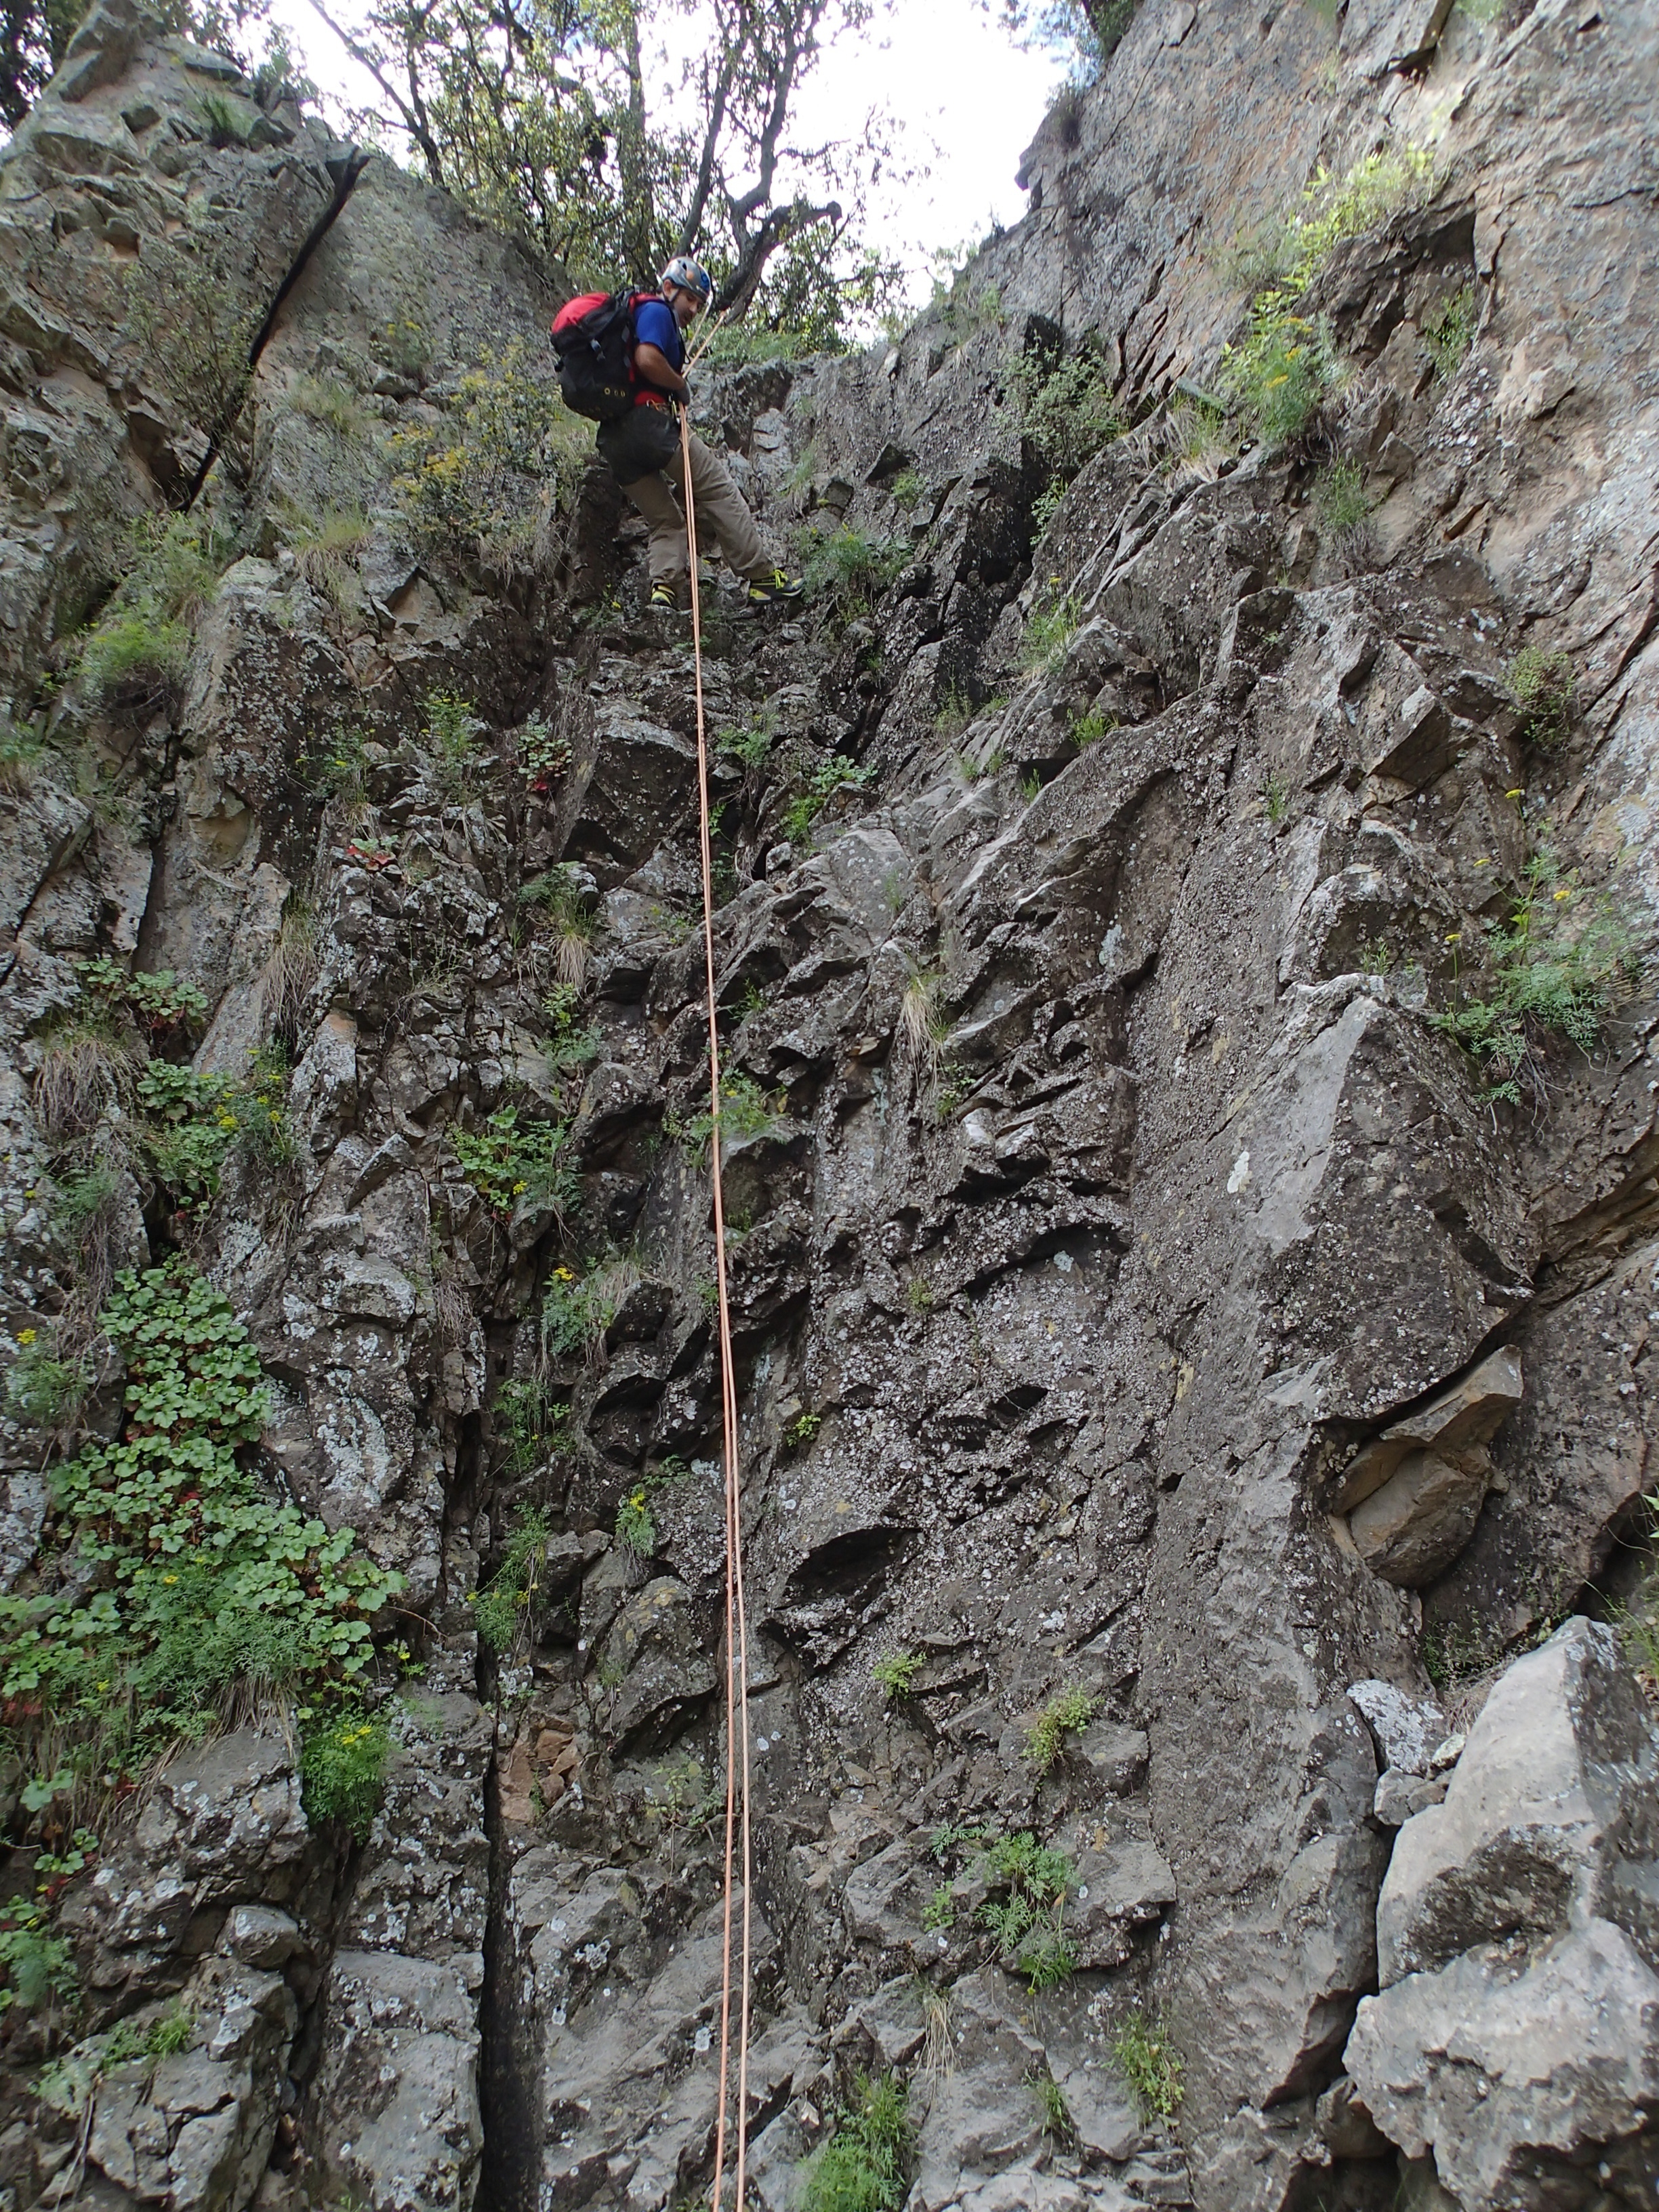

{"left": 682, "top": 398, "right": 755, "bottom": 2212}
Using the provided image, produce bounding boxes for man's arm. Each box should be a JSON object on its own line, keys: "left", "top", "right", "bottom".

{"left": 634, "top": 342, "right": 689, "bottom": 400}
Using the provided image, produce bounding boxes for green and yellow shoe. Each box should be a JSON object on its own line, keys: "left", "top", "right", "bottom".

{"left": 647, "top": 580, "right": 680, "bottom": 612}
{"left": 745, "top": 569, "right": 805, "bottom": 606}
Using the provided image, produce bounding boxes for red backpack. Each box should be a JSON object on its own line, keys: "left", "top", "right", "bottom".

{"left": 550, "top": 289, "right": 657, "bottom": 420}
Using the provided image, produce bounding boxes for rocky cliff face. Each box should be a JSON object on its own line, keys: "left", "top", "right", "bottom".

{"left": 1, "top": 1, "right": 1656, "bottom": 2209}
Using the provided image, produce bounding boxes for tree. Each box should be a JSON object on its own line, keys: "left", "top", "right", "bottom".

{"left": 1, "top": 0, "right": 89, "bottom": 127}
{"left": 302, "top": 0, "right": 905, "bottom": 342}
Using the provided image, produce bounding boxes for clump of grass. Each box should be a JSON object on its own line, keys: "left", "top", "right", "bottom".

{"left": 1507, "top": 645, "right": 1575, "bottom": 747}
{"left": 799, "top": 2072, "right": 912, "bottom": 2212}
{"left": 196, "top": 87, "right": 255, "bottom": 144}
{"left": 259, "top": 897, "right": 320, "bottom": 1047}
{"left": 872, "top": 1650, "right": 924, "bottom": 1699}
{"left": 472, "top": 1506, "right": 553, "bottom": 1656}
{"left": 898, "top": 967, "right": 949, "bottom": 1083}
{"left": 1030, "top": 2070, "right": 1076, "bottom": 2144}
{"left": 1072, "top": 707, "right": 1115, "bottom": 748}
{"left": 33, "top": 1019, "right": 133, "bottom": 1146}
{"left": 3, "top": 1335, "right": 89, "bottom": 1431}
{"left": 287, "top": 373, "right": 370, "bottom": 439}
{"left": 77, "top": 512, "right": 228, "bottom": 710}
{"left": 1021, "top": 589, "right": 1082, "bottom": 674}
{"left": 289, "top": 506, "right": 371, "bottom": 613}
{"left": 1423, "top": 283, "right": 1477, "bottom": 377}
{"left": 889, "top": 469, "right": 927, "bottom": 513}
{"left": 1261, "top": 770, "right": 1290, "bottom": 825}
{"left": 1169, "top": 392, "right": 1233, "bottom": 480}
{"left": 492, "top": 1377, "right": 565, "bottom": 1473}
{"left": 1315, "top": 457, "right": 1369, "bottom": 536}
{"left": 1430, "top": 847, "right": 1643, "bottom": 1105}
{"left": 519, "top": 865, "right": 599, "bottom": 989}
{"left": 1235, "top": 144, "right": 1436, "bottom": 297}
{"left": 1112, "top": 2011, "right": 1183, "bottom": 2121}
{"left": 1025, "top": 1684, "right": 1101, "bottom": 1773}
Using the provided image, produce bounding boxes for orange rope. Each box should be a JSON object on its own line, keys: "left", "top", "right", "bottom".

{"left": 682, "top": 398, "right": 754, "bottom": 2212}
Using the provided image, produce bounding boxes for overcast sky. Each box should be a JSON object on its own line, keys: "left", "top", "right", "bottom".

{"left": 264, "top": 0, "right": 1068, "bottom": 308}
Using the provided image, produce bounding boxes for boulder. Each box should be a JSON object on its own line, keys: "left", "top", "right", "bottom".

{"left": 1345, "top": 1619, "right": 1659, "bottom": 2207}
{"left": 597, "top": 1574, "right": 718, "bottom": 1747}
{"left": 1347, "top": 1679, "right": 1448, "bottom": 1774}
{"left": 1337, "top": 1349, "right": 1525, "bottom": 1588}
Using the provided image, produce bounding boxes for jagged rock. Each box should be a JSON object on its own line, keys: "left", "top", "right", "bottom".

{"left": 1346, "top": 1619, "right": 1659, "bottom": 2207}
{"left": 598, "top": 1575, "right": 718, "bottom": 1746}
{"left": 1347, "top": 1680, "right": 1448, "bottom": 1774}
{"left": 1372, "top": 1769, "right": 1446, "bottom": 1827}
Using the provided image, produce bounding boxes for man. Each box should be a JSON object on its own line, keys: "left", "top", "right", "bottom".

{"left": 596, "top": 257, "right": 804, "bottom": 612}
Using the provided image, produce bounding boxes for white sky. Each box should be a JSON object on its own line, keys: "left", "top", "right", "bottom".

{"left": 264, "top": 0, "right": 1068, "bottom": 308}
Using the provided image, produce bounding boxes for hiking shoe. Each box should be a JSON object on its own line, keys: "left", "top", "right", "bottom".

{"left": 746, "top": 569, "right": 805, "bottom": 605}
{"left": 647, "top": 580, "right": 680, "bottom": 612}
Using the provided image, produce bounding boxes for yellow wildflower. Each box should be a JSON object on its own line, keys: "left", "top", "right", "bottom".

{"left": 16, "top": 1328, "right": 37, "bottom": 1345}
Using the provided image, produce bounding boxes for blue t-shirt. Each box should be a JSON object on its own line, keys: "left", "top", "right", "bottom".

{"left": 632, "top": 295, "right": 683, "bottom": 401}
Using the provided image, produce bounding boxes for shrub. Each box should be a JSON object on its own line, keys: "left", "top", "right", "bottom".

{"left": 472, "top": 1506, "right": 554, "bottom": 1654}
{"left": 390, "top": 341, "right": 586, "bottom": 556}
{"left": 1021, "top": 591, "right": 1082, "bottom": 674}
{"left": 872, "top": 1650, "right": 923, "bottom": 1698}
{"left": 699, "top": 321, "right": 819, "bottom": 367}
{"left": 0, "top": 1265, "right": 402, "bottom": 1789}
{"left": 889, "top": 469, "right": 926, "bottom": 513}
{"left": 1424, "top": 283, "right": 1477, "bottom": 377}
{"left": 300, "top": 1711, "right": 391, "bottom": 1840}
{"left": 287, "top": 373, "right": 370, "bottom": 439}
{"left": 3, "top": 1338, "right": 88, "bottom": 1430}
{"left": 799, "top": 2072, "right": 912, "bottom": 2212}
{"left": 783, "top": 755, "right": 877, "bottom": 845}
{"left": 451, "top": 1107, "right": 575, "bottom": 1221}
{"left": 1025, "top": 1685, "right": 1101, "bottom": 1771}
{"left": 423, "top": 687, "right": 486, "bottom": 800}
{"left": 1112, "top": 2011, "right": 1183, "bottom": 2120}
{"left": 493, "top": 1377, "right": 565, "bottom": 1473}
{"left": 1431, "top": 851, "right": 1643, "bottom": 1103}
{"left": 718, "top": 710, "right": 779, "bottom": 769}
{"left": 1237, "top": 144, "right": 1436, "bottom": 297}
{"left": 234, "top": 1045, "right": 300, "bottom": 1173}
{"left": 1218, "top": 296, "right": 1340, "bottom": 447}
{"left": 77, "top": 512, "right": 228, "bottom": 709}
{"left": 1507, "top": 645, "right": 1575, "bottom": 747}
{"left": 1012, "top": 348, "right": 1126, "bottom": 488}
{"left": 802, "top": 527, "right": 906, "bottom": 617}
{"left": 615, "top": 1484, "right": 657, "bottom": 1556}
{"left": 685, "top": 1071, "right": 782, "bottom": 1153}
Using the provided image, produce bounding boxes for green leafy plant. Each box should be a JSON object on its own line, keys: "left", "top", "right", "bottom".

{"left": 888, "top": 469, "right": 926, "bottom": 512}
{"left": 101, "top": 2005, "right": 196, "bottom": 2064}
{"left": 451, "top": 1107, "right": 575, "bottom": 1220}
{"left": 783, "top": 1410, "right": 822, "bottom": 1452}
{"left": 519, "top": 865, "right": 600, "bottom": 988}
{"left": 1261, "top": 771, "right": 1290, "bottom": 826}
{"left": 1020, "top": 590, "right": 1082, "bottom": 673}
{"left": 615, "top": 1483, "right": 658, "bottom": 1556}
{"left": 0, "top": 1265, "right": 403, "bottom": 1792}
{"left": 472, "top": 1506, "right": 554, "bottom": 1655}
{"left": 872, "top": 1649, "right": 923, "bottom": 1698}
{"left": 1430, "top": 851, "right": 1643, "bottom": 1103}
{"left": 287, "top": 373, "right": 370, "bottom": 440}
{"left": 0, "top": 718, "right": 45, "bottom": 795}
{"left": 541, "top": 1261, "right": 619, "bottom": 1359}
{"left": 1025, "top": 1685, "right": 1101, "bottom": 1773}
{"left": 799, "top": 2072, "right": 912, "bottom": 2212}
{"left": 1012, "top": 346, "right": 1126, "bottom": 490}
{"left": 1016, "top": 1927, "right": 1078, "bottom": 1992}
{"left": 77, "top": 512, "right": 228, "bottom": 708}
{"left": 1112, "top": 2011, "right": 1184, "bottom": 2120}
{"left": 906, "top": 1278, "right": 935, "bottom": 1313}
{"left": 1030, "top": 2070, "right": 1076, "bottom": 2142}
{"left": 684, "top": 1071, "right": 782, "bottom": 1153}
{"left": 718, "top": 710, "right": 779, "bottom": 769}
{"left": 4, "top": 1334, "right": 89, "bottom": 1430}
{"left": 390, "top": 340, "right": 586, "bottom": 555}
{"left": 802, "top": 527, "right": 906, "bottom": 618}
{"left": 0, "top": 1896, "right": 77, "bottom": 2015}
{"left": 234, "top": 1044, "right": 300, "bottom": 1174}
{"left": 1507, "top": 645, "right": 1576, "bottom": 747}
{"left": 518, "top": 713, "right": 573, "bottom": 787}
{"left": 1218, "top": 297, "right": 1340, "bottom": 447}
{"left": 1072, "top": 708, "right": 1115, "bottom": 748}
{"left": 493, "top": 1377, "right": 566, "bottom": 1473}
{"left": 783, "top": 755, "right": 877, "bottom": 844}
{"left": 1233, "top": 144, "right": 1435, "bottom": 297}
{"left": 921, "top": 1883, "right": 954, "bottom": 1932}
{"left": 423, "top": 687, "right": 487, "bottom": 799}
{"left": 300, "top": 1711, "right": 392, "bottom": 1841}
{"left": 1424, "top": 283, "right": 1477, "bottom": 377}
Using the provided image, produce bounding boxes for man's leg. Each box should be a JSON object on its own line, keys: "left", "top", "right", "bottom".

{"left": 619, "top": 471, "right": 689, "bottom": 582}
{"left": 680, "top": 432, "right": 769, "bottom": 580}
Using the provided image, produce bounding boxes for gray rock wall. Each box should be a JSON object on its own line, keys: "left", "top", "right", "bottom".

{"left": 1, "top": 1, "right": 1656, "bottom": 2209}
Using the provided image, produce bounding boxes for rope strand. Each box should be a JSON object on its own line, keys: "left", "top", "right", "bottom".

{"left": 682, "top": 398, "right": 754, "bottom": 2212}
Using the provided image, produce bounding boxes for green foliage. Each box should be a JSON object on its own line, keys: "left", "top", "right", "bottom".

{"left": 518, "top": 713, "right": 573, "bottom": 785}
{"left": 1236, "top": 145, "right": 1436, "bottom": 297}
{"left": 1112, "top": 2012, "right": 1183, "bottom": 2120}
{"left": 520, "top": 865, "right": 600, "bottom": 987}
{"left": 1430, "top": 851, "right": 1643, "bottom": 1103}
{"left": 101, "top": 2005, "right": 195, "bottom": 2064}
{"left": 1020, "top": 590, "right": 1082, "bottom": 673}
{"left": 472, "top": 1506, "right": 554, "bottom": 1654}
{"left": 423, "top": 687, "right": 487, "bottom": 799}
{"left": 1218, "top": 297, "right": 1340, "bottom": 447}
{"left": 1025, "top": 1685, "right": 1101, "bottom": 1772}
{"left": 686, "top": 1071, "right": 783, "bottom": 1151}
{"left": 1421, "top": 1615, "right": 1498, "bottom": 1690}
{"left": 1616, "top": 1491, "right": 1659, "bottom": 1684}
{"left": 783, "top": 755, "right": 878, "bottom": 846}
{"left": 802, "top": 528, "right": 906, "bottom": 618}
{"left": 872, "top": 1649, "right": 923, "bottom": 1698}
{"left": 0, "top": 718, "right": 45, "bottom": 794}
{"left": 1507, "top": 645, "right": 1576, "bottom": 747}
{"left": 451, "top": 1107, "right": 575, "bottom": 1218}
{"left": 800, "top": 2072, "right": 912, "bottom": 2212}
{"left": 615, "top": 1483, "right": 657, "bottom": 1557}
{"left": 197, "top": 87, "right": 255, "bottom": 145}
{"left": 77, "top": 512, "right": 230, "bottom": 706}
{"left": 493, "top": 1376, "right": 565, "bottom": 1473}
{"left": 888, "top": 470, "right": 926, "bottom": 513}
{"left": 302, "top": 720, "right": 371, "bottom": 805}
{"left": 391, "top": 342, "right": 586, "bottom": 554}
{"left": 783, "top": 1410, "right": 822, "bottom": 1452}
{"left": 124, "top": 234, "right": 263, "bottom": 452}
{"left": 300, "top": 1711, "right": 391, "bottom": 1841}
{"left": 1016, "top": 1927, "right": 1078, "bottom": 1991}
{"left": 235, "top": 1045, "right": 300, "bottom": 1172}
{"left": 73, "top": 955, "right": 207, "bottom": 1042}
{"left": 1315, "top": 457, "right": 1369, "bottom": 536}
{"left": 3, "top": 1338, "right": 88, "bottom": 1429}
{"left": 1424, "top": 283, "right": 1477, "bottom": 376}
{"left": 718, "top": 710, "right": 778, "bottom": 769}
{"left": 972, "top": 1830, "right": 1076, "bottom": 1988}
{"left": 1012, "top": 346, "right": 1126, "bottom": 488}
{"left": 542, "top": 1261, "right": 618, "bottom": 1358}
{"left": 0, "top": 1265, "right": 403, "bottom": 1789}
{"left": 933, "top": 268, "right": 1005, "bottom": 343}
{"left": 1261, "top": 771, "right": 1290, "bottom": 826}
{"left": 700, "top": 322, "right": 821, "bottom": 367}
{"left": 1031, "top": 2070, "right": 1076, "bottom": 2142}
{"left": 0, "top": 1896, "right": 77, "bottom": 2015}
{"left": 136, "top": 1061, "right": 238, "bottom": 1208}
{"left": 921, "top": 1883, "right": 954, "bottom": 1931}
{"left": 541, "top": 986, "right": 601, "bottom": 1079}
{"left": 1072, "top": 708, "right": 1115, "bottom": 748}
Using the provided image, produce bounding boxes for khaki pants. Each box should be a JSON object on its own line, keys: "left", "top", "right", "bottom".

{"left": 598, "top": 408, "right": 769, "bottom": 583}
